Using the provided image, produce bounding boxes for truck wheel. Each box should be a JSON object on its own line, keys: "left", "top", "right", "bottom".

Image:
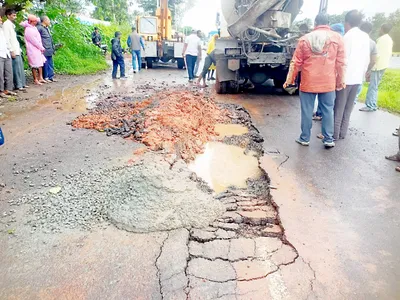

{"left": 177, "top": 58, "right": 185, "bottom": 69}
{"left": 146, "top": 58, "right": 153, "bottom": 69}
{"left": 215, "top": 76, "right": 228, "bottom": 94}
{"left": 274, "top": 79, "right": 285, "bottom": 89}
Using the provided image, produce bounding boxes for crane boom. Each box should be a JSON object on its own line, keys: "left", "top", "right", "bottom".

{"left": 319, "top": 0, "right": 328, "bottom": 14}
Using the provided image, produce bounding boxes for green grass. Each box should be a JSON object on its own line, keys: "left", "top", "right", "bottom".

{"left": 358, "top": 69, "right": 400, "bottom": 114}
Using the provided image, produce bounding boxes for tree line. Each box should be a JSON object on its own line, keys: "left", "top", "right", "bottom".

{"left": 1, "top": 0, "right": 196, "bottom": 27}
{"left": 294, "top": 10, "right": 400, "bottom": 52}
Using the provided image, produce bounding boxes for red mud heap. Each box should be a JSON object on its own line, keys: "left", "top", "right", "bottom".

{"left": 72, "top": 90, "right": 229, "bottom": 161}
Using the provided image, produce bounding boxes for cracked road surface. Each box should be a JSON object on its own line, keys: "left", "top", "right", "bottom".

{"left": 0, "top": 67, "right": 399, "bottom": 299}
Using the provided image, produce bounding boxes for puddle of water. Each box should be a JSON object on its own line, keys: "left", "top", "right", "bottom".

{"left": 189, "top": 142, "right": 262, "bottom": 193}
{"left": 215, "top": 123, "right": 249, "bottom": 138}
{"left": 37, "top": 84, "right": 99, "bottom": 113}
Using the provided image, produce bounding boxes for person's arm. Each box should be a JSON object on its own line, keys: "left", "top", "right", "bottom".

{"left": 198, "top": 41, "right": 202, "bottom": 60}
{"left": 335, "top": 37, "right": 346, "bottom": 90}
{"left": 25, "top": 28, "right": 45, "bottom": 52}
{"left": 284, "top": 40, "right": 305, "bottom": 88}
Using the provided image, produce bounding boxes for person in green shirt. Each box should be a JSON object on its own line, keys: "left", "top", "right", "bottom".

{"left": 360, "top": 24, "right": 393, "bottom": 112}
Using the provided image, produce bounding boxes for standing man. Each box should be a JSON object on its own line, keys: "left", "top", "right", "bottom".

{"left": 182, "top": 30, "right": 202, "bottom": 83}
{"left": 3, "top": 9, "right": 28, "bottom": 91}
{"left": 127, "top": 27, "right": 145, "bottom": 73}
{"left": 284, "top": 14, "right": 346, "bottom": 149}
{"left": 334, "top": 10, "right": 370, "bottom": 140}
{"left": 37, "top": 16, "right": 56, "bottom": 82}
{"left": 0, "top": 18, "right": 16, "bottom": 97}
{"left": 111, "top": 31, "right": 126, "bottom": 79}
{"left": 385, "top": 126, "right": 400, "bottom": 172}
{"left": 360, "top": 24, "right": 393, "bottom": 112}
{"left": 193, "top": 30, "right": 203, "bottom": 78}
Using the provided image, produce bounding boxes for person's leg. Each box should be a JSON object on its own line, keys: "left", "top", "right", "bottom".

{"left": 131, "top": 51, "right": 137, "bottom": 71}
{"left": 198, "top": 56, "right": 212, "bottom": 86}
{"left": 211, "top": 70, "right": 215, "bottom": 80}
{"left": 43, "top": 59, "right": 49, "bottom": 80}
{"left": 112, "top": 60, "right": 118, "bottom": 78}
{"left": 119, "top": 57, "right": 126, "bottom": 77}
{"left": 339, "top": 85, "right": 358, "bottom": 139}
{"left": 12, "top": 57, "right": 22, "bottom": 89}
{"left": 0, "top": 58, "right": 5, "bottom": 92}
{"left": 194, "top": 59, "right": 200, "bottom": 77}
{"left": 385, "top": 125, "right": 400, "bottom": 162}
{"left": 364, "top": 70, "right": 385, "bottom": 110}
{"left": 299, "top": 91, "right": 316, "bottom": 143}
{"left": 318, "top": 91, "right": 335, "bottom": 143}
{"left": 186, "top": 55, "right": 194, "bottom": 80}
{"left": 38, "top": 67, "right": 45, "bottom": 82}
{"left": 32, "top": 68, "right": 40, "bottom": 85}
{"left": 4, "top": 58, "right": 13, "bottom": 92}
{"left": 333, "top": 88, "right": 348, "bottom": 140}
{"left": 192, "top": 56, "right": 198, "bottom": 79}
{"left": 355, "top": 84, "right": 362, "bottom": 104}
{"left": 47, "top": 56, "right": 54, "bottom": 80}
{"left": 136, "top": 50, "right": 142, "bottom": 71}
{"left": 18, "top": 56, "right": 26, "bottom": 87}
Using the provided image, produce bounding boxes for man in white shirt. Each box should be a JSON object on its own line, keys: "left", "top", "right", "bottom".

{"left": 3, "top": 9, "right": 27, "bottom": 91}
{"left": 0, "top": 18, "right": 16, "bottom": 98}
{"left": 182, "top": 30, "right": 202, "bottom": 82}
{"left": 334, "top": 10, "right": 370, "bottom": 140}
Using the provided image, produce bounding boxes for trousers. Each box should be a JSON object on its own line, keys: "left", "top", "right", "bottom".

{"left": 185, "top": 55, "right": 197, "bottom": 80}
{"left": 299, "top": 91, "right": 335, "bottom": 143}
{"left": 334, "top": 85, "right": 359, "bottom": 140}
{"left": 12, "top": 55, "right": 26, "bottom": 89}
{"left": 365, "top": 69, "right": 385, "bottom": 110}
{"left": 43, "top": 55, "right": 54, "bottom": 80}
{"left": 131, "top": 50, "right": 142, "bottom": 71}
{"left": 0, "top": 57, "right": 13, "bottom": 91}
{"left": 112, "top": 56, "right": 125, "bottom": 79}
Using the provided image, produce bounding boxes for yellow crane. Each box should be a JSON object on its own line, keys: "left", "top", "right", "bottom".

{"left": 136, "top": 0, "right": 185, "bottom": 69}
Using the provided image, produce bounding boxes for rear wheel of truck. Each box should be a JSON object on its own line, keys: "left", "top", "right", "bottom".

{"left": 146, "top": 58, "right": 153, "bottom": 69}
{"left": 215, "top": 76, "right": 228, "bottom": 94}
{"left": 177, "top": 58, "right": 185, "bottom": 69}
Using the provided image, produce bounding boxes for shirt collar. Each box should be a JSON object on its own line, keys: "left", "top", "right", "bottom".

{"left": 314, "top": 25, "right": 331, "bottom": 31}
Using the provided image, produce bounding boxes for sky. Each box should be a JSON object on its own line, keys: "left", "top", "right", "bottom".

{"left": 182, "top": 0, "right": 400, "bottom": 34}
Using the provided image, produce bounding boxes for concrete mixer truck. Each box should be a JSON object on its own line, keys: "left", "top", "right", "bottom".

{"left": 215, "top": 0, "right": 328, "bottom": 93}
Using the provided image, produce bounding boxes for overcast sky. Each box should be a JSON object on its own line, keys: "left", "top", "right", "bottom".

{"left": 182, "top": 0, "right": 400, "bottom": 34}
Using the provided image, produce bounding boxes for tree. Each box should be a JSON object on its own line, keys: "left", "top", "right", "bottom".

{"left": 92, "top": 0, "right": 134, "bottom": 24}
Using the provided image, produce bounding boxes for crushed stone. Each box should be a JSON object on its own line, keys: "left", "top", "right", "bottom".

{"left": 11, "top": 153, "right": 225, "bottom": 233}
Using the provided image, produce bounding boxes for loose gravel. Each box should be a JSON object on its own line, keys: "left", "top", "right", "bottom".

{"left": 9, "top": 154, "right": 225, "bottom": 233}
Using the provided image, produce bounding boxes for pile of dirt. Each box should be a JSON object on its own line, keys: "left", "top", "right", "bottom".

{"left": 72, "top": 90, "right": 229, "bottom": 161}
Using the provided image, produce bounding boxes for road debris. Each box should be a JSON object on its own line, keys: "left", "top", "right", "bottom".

{"left": 71, "top": 90, "right": 229, "bottom": 161}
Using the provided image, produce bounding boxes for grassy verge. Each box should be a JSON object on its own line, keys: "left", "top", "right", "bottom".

{"left": 358, "top": 69, "right": 400, "bottom": 114}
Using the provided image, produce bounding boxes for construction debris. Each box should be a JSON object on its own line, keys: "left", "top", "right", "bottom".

{"left": 72, "top": 90, "right": 229, "bottom": 161}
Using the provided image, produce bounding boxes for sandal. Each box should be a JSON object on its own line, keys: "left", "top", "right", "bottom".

{"left": 385, "top": 154, "right": 400, "bottom": 162}
{"left": 312, "top": 115, "right": 322, "bottom": 121}
{"left": 393, "top": 129, "right": 399, "bottom": 137}
{"left": 317, "top": 133, "right": 324, "bottom": 139}
{"left": 396, "top": 166, "right": 400, "bottom": 172}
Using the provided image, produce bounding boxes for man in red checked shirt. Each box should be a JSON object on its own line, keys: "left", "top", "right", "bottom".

{"left": 284, "top": 14, "right": 346, "bottom": 149}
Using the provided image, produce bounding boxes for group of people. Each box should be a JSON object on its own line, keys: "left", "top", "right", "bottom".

{"left": 182, "top": 29, "right": 218, "bottom": 87}
{"left": 0, "top": 10, "right": 57, "bottom": 98}
{"left": 109, "top": 27, "right": 145, "bottom": 79}
{"left": 283, "top": 10, "right": 398, "bottom": 172}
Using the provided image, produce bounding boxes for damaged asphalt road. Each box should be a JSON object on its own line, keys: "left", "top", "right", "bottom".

{"left": 1, "top": 67, "right": 398, "bottom": 299}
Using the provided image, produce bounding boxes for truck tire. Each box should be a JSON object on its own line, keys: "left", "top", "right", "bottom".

{"left": 274, "top": 79, "right": 285, "bottom": 89}
{"left": 215, "top": 76, "right": 228, "bottom": 94}
{"left": 146, "top": 58, "right": 153, "bottom": 69}
{"left": 177, "top": 58, "right": 185, "bottom": 69}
